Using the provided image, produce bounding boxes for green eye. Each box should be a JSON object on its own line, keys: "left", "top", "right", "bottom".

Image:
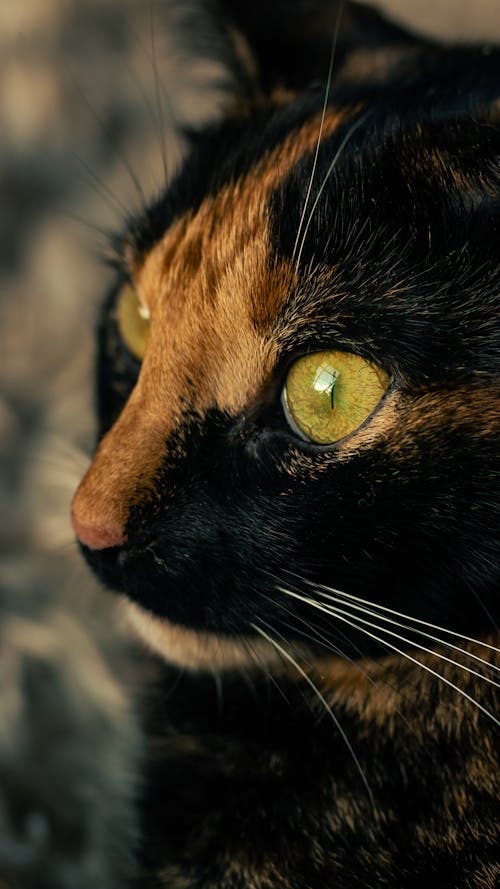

{"left": 116, "top": 283, "right": 150, "bottom": 361}
{"left": 282, "top": 351, "right": 390, "bottom": 444}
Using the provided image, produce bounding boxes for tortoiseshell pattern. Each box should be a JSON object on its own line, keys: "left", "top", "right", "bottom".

{"left": 72, "top": 2, "right": 499, "bottom": 886}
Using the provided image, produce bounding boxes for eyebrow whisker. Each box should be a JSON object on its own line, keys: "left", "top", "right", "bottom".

{"left": 291, "top": 0, "right": 345, "bottom": 263}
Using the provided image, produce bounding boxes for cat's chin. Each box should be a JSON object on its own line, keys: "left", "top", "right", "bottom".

{"left": 123, "top": 599, "right": 282, "bottom": 671}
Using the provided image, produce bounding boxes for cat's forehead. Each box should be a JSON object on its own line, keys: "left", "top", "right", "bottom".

{"left": 127, "top": 86, "right": 499, "bottom": 295}
{"left": 125, "top": 109, "right": 350, "bottom": 418}
{"left": 124, "top": 108, "right": 347, "bottom": 402}
{"left": 113, "top": 95, "right": 499, "bottom": 442}
{"left": 129, "top": 104, "right": 348, "bottom": 293}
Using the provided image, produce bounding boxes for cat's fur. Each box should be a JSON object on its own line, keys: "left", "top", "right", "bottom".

{"left": 72, "top": 2, "right": 499, "bottom": 886}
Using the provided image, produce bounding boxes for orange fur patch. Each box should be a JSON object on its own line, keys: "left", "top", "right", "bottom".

{"left": 384, "top": 385, "right": 500, "bottom": 461}
{"left": 72, "top": 108, "right": 352, "bottom": 535}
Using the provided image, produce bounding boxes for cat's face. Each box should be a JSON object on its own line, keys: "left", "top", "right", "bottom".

{"left": 71, "top": 17, "right": 500, "bottom": 668}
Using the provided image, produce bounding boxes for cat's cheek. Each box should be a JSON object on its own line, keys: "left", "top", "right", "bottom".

{"left": 122, "top": 599, "right": 284, "bottom": 670}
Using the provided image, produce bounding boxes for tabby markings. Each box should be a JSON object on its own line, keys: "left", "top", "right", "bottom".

{"left": 71, "top": 109, "right": 352, "bottom": 547}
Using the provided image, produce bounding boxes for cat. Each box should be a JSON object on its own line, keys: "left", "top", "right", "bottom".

{"left": 71, "top": 1, "right": 499, "bottom": 886}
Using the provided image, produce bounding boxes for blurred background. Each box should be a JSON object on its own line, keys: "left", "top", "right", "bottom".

{"left": 0, "top": 1, "right": 499, "bottom": 886}
{"left": 0, "top": 4, "right": 184, "bottom": 886}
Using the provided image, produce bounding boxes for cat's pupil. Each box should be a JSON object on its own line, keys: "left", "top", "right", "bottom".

{"left": 312, "top": 365, "right": 339, "bottom": 408}
{"left": 282, "top": 351, "right": 390, "bottom": 444}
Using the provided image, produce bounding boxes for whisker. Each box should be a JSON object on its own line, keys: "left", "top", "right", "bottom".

{"left": 330, "top": 610, "right": 500, "bottom": 728}
{"left": 308, "top": 588, "right": 500, "bottom": 675}
{"left": 145, "top": 546, "right": 168, "bottom": 573}
{"left": 283, "top": 570, "right": 500, "bottom": 654}
{"left": 259, "top": 586, "right": 369, "bottom": 661}
{"left": 252, "top": 621, "right": 375, "bottom": 808}
{"left": 279, "top": 588, "right": 500, "bottom": 688}
{"left": 54, "top": 207, "right": 116, "bottom": 245}
{"left": 470, "top": 588, "right": 499, "bottom": 635}
{"left": 277, "top": 590, "right": 499, "bottom": 727}
{"left": 67, "top": 69, "right": 147, "bottom": 213}
{"left": 279, "top": 612, "right": 355, "bottom": 662}
{"left": 163, "top": 664, "right": 187, "bottom": 702}
{"left": 291, "top": 0, "right": 345, "bottom": 263}
{"left": 243, "top": 638, "right": 292, "bottom": 706}
{"left": 70, "top": 149, "right": 130, "bottom": 220}
{"left": 121, "top": 57, "right": 169, "bottom": 195}
{"left": 150, "top": 0, "right": 169, "bottom": 188}
{"left": 295, "top": 111, "right": 370, "bottom": 270}
{"left": 233, "top": 642, "right": 261, "bottom": 703}
{"left": 318, "top": 600, "right": 499, "bottom": 689}
{"left": 275, "top": 615, "right": 414, "bottom": 732}
{"left": 126, "top": 6, "right": 179, "bottom": 174}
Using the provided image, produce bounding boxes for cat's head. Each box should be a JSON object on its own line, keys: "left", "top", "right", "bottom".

{"left": 72, "top": 1, "right": 500, "bottom": 669}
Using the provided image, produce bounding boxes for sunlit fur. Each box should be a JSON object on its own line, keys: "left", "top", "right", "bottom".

{"left": 125, "top": 599, "right": 282, "bottom": 671}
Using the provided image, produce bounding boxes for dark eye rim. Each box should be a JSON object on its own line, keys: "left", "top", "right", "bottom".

{"left": 98, "top": 277, "right": 144, "bottom": 373}
{"left": 112, "top": 277, "right": 147, "bottom": 361}
{"left": 239, "top": 346, "right": 396, "bottom": 455}
{"left": 278, "top": 353, "right": 396, "bottom": 450}
{"left": 112, "top": 314, "right": 144, "bottom": 369}
{"left": 280, "top": 385, "right": 312, "bottom": 442}
{"left": 99, "top": 286, "right": 398, "bottom": 451}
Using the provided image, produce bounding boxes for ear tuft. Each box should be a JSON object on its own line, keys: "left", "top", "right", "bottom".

{"left": 163, "top": 0, "right": 257, "bottom": 134}
{"left": 218, "top": 0, "right": 415, "bottom": 92}
{"left": 164, "top": 0, "right": 418, "bottom": 133}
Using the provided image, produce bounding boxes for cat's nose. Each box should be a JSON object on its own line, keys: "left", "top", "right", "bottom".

{"left": 70, "top": 380, "right": 166, "bottom": 551}
{"left": 71, "top": 510, "right": 125, "bottom": 550}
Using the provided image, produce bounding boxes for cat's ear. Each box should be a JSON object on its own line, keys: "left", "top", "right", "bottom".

{"left": 165, "top": 1, "right": 417, "bottom": 130}
{"left": 217, "top": 0, "right": 417, "bottom": 93}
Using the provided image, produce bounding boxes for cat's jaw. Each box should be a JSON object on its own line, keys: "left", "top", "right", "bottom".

{"left": 123, "top": 599, "right": 283, "bottom": 671}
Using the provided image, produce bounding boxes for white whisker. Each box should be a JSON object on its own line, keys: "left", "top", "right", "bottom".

{"left": 277, "top": 589, "right": 500, "bottom": 727}
{"left": 307, "top": 588, "right": 500, "bottom": 675}
{"left": 295, "top": 112, "right": 369, "bottom": 270}
{"left": 259, "top": 587, "right": 369, "bottom": 661}
{"left": 251, "top": 622, "right": 375, "bottom": 807}
{"left": 289, "top": 573, "right": 500, "bottom": 654}
{"left": 291, "top": 1, "right": 344, "bottom": 263}
{"left": 149, "top": 0, "right": 169, "bottom": 187}
{"left": 313, "top": 599, "right": 499, "bottom": 689}
{"left": 279, "top": 587, "right": 499, "bottom": 686}
{"left": 244, "top": 638, "right": 293, "bottom": 706}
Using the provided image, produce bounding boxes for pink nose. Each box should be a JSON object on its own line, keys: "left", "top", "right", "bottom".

{"left": 71, "top": 511, "right": 125, "bottom": 550}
